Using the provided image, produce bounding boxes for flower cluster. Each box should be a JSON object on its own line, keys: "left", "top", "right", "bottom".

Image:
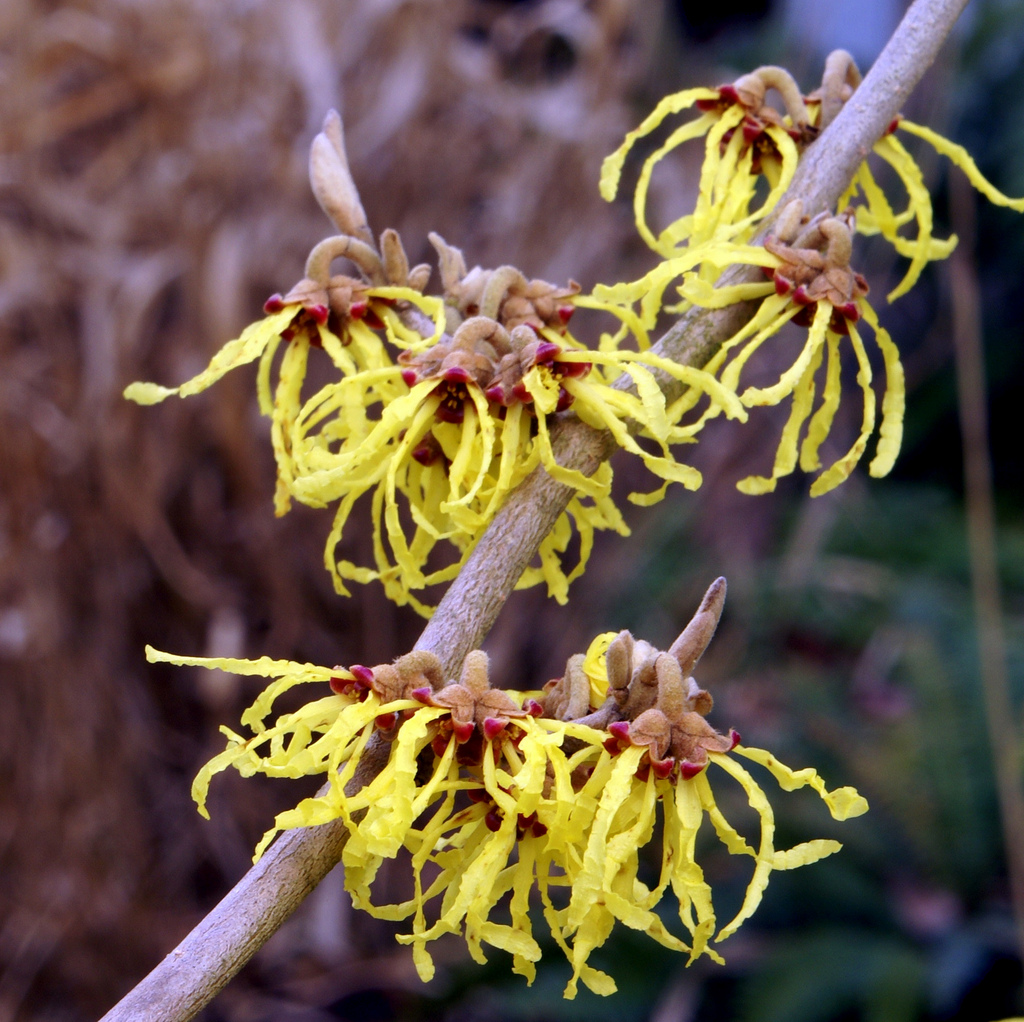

{"left": 156, "top": 578, "right": 867, "bottom": 997}
{"left": 125, "top": 53, "right": 1024, "bottom": 616}
{"left": 126, "top": 112, "right": 743, "bottom": 615}
{"left": 596, "top": 49, "right": 1024, "bottom": 495}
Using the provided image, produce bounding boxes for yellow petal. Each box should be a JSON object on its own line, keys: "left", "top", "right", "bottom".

{"left": 123, "top": 381, "right": 178, "bottom": 405}
{"left": 731, "top": 745, "right": 869, "bottom": 819}
{"left": 898, "top": 119, "right": 1024, "bottom": 212}
{"left": 599, "top": 87, "right": 717, "bottom": 202}
{"left": 808, "top": 317, "right": 876, "bottom": 496}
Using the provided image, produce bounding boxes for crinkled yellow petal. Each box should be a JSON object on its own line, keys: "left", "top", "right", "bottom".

{"left": 772, "top": 838, "right": 842, "bottom": 870}
{"left": 123, "top": 381, "right": 178, "bottom": 405}
{"left": 737, "top": 333, "right": 824, "bottom": 494}
{"left": 270, "top": 332, "right": 312, "bottom": 514}
{"left": 191, "top": 728, "right": 252, "bottom": 819}
{"left": 712, "top": 293, "right": 800, "bottom": 394}
{"left": 898, "top": 119, "right": 1024, "bottom": 212}
{"left": 632, "top": 113, "right": 718, "bottom": 253}
{"left": 706, "top": 753, "right": 776, "bottom": 942}
{"left": 712, "top": 146, "right": 757, "bottom": 243}
{"left": 694, "top": 770, "right": 754, "bottom": 857}
{"left": 692, "top": 108, "right": 746, "bottom": 242}
{"left": 809, "top": 318, "right": 876, "bottom": 496}
{"left": 144, "top": 645, "right": 338, "bottom": 681}
{"left": 599, "top": 87, "right": 718, "bottom": 202}
{"left": 800, "top": 332, "right": 842, "bottom": 472}
{"left": 873, "top": 134, "right": 937, "bottom": 301}
{"left": 124, "top": 307, "right": 296, "bottom": 405}
{"left": 850, "top": 161, "right": 956, "bottom": 261}
{"left": 679, "top": 276, "right": 777, "bottom": 309}
{"left": 728, "top": 126, "right": 800, "bottom": 239}
{"left": 665, "top": 773, "right": 719, "bottom": 961}
{"left": 731, "top": 745, "right": 869, "bottom": 819}
{"left": 568, "top": 376, "right": 703, "bottom": 494}
{"left": 355, "top": 707, "right": 448, "bottom": 858}
{"left": 740, "top": 300, "right": 831, "bottom": 407}
{"left": 256, "top": 334, "right": 283, "bottom": 416}
{"left": 861, "top": 302, "right": 905, "bottom": 478}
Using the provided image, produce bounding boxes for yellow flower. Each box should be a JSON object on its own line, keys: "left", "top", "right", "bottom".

{"left": 542, "top": 580, "right": 868, "bottom": 996}
{"left": 839, "top": 116, "right": 1024, "bottom": 298}
{"left": 600, "top": 65, "right": 813, "bottom": 260}
{"left": 805, "top": 51, "right": 1024, "bottom": 300}
{"left": 124, "top": 236, "right": 442, "bottom": 515}
{"left": 655, "top": 204, "right": 905, "bottom": 496}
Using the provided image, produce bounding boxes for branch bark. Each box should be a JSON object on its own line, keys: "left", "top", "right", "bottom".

{"left": 100, "top": 2, "right": 970, "bottom": 1017}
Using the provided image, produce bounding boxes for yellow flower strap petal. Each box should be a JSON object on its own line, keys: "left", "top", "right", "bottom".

{"left": 737, "top": 337, "right": 824, "bottom": 495}
{"left": 124, "top": 307, "right": 296, "bottom": 405}
{"left": 800, "top": 333, "right": 842, "bottom": 472}
{"left": 633, "top": 113, "right": 719, "bottom": 253}
{"left": 872, "top": 133, "right": 936, "bottom": 301}
{"left": 861, "top": 301, "right": 906, "bottom": 479}
{"left": 666, "top": 773, "right": 720, "bottom": 961}
{"left": 599, "top": 87, "right": 718, "bottom": 202}
{"left": 707, "top": 753, "right": 777, "bottom": 941}
{"left": 898, "top": 118, "right": 1024, "bottom": 212}
{"left": 740, "top": 300, "right": 831, "bottom": 407}
{"left": 731, "top": 744, "right": 869, "bottom": 820}
{"left": 692, "top": 107, "right": 747, "bottom": 241}
{"left": 808, "top": 318, "right": 876, "bottom": 496}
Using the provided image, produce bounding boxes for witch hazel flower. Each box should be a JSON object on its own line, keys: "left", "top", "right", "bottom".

{"left": 124, "top": 104, "right": 746, "bottom": 616}
{"left": 124, "top": 109, "right": 443, "bottom": 515}
{"left": 599, "top": 62, "right": 814, "bottom": 260}
{"left": 656, "top": 201, "right": 903, "bottom": 496}
{"left": 539, "top": 578, "right": 868, "bottom": 996}
{"left": 147, "top": 575, "right": 866, "bottom": 997}
{"left": 810, "top": 50, "right": 1024, "bottom": 301}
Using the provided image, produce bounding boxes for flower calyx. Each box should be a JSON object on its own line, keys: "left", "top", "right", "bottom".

{"left": 349, "top": 651, "right": 444, "bottom": 734}
{"left": 764, "top": 201, "right": 868, "bottom": 332}
{"left": 601, "top": 577, "right": 737, "bottom": 779}
{"left": 397, "top": 318, "right": 590, "bottom": 420}
{"left": 428, "top": 233, "right": 579, "bottom": 335}
{"left": 397, "top": 316, "right": 510, "bottom": 423}
{"left": 486, "top": 326, "right": 591, "bottom": 409}
{"left": 414, "top": 649, "right": 532, "bottom": 753}
{"left": 604, "top": 654, "right": 740, "bottom": 781}
{"left": 696, "top": 64, "right": 816, "bottom": 156}
{"left": 263, "top": 273, "right": 375, "bottom": 342}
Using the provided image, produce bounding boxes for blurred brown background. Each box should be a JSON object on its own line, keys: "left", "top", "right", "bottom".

{"left": 5, "top": 1, "right": 1024, "bottom": 1020}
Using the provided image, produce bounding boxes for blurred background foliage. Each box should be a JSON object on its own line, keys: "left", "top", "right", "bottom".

{"left": 3, "top": 0, "right": 1024, "bottom": 1019}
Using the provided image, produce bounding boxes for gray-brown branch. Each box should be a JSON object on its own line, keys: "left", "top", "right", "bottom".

{"left": 100, "top": 1, "right": 970, "bottom": 1018}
